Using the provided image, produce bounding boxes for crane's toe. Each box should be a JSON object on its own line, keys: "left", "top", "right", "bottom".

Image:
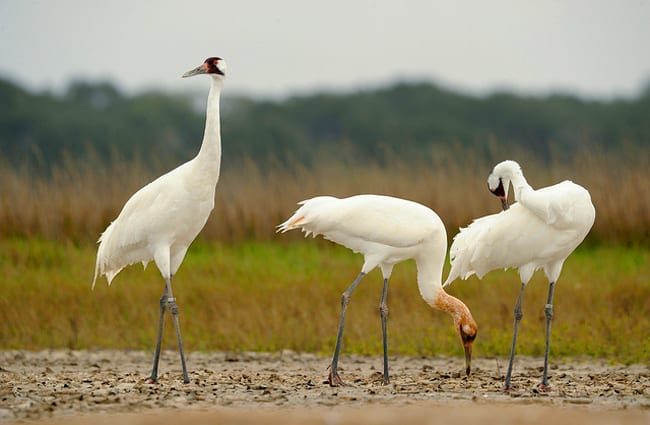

{"left": 328, "top": 369, "right": 346, "bottom": 387}
{"left": 503, "top": 384, "right": 521, "bottom": 395}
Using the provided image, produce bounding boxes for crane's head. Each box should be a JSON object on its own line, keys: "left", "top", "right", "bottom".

{"left": 182, "top": 57, "right": 227, "bottom": 79}
{"left": 436, "top": 293, "right": 478, "bottom": 376}
{"left": 487, "top": 160, "right": 521, "bottom": 211}
{"left": 456, "top": 312, "right": 478, "bottom": 376}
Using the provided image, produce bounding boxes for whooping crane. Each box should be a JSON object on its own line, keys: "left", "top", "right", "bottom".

{"left": 279, "top": 194, "right": 478, "bottom": 386}
{"left": 92, "top": 57, "right": 227, "bottom": 384}
{"left": 444, "top": 160, "right": 595, "bottom": 391}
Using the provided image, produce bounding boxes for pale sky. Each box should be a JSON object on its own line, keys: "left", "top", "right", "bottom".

{"left": 1, "top": 0, "right": 649, "bottom": 99}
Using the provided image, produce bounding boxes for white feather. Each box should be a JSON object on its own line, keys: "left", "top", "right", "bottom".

{"left": 445, "top": 161, "right": 595, "bottom": 287}
{"left": 92, "top": 60, "right": 226, "bottom": 289}
{"left": 279, "top": 194, "right": 443, "bottom": 257}
{"left": 278, "top": 194, "right": 453, "bottom": 304}
{"left": 278, "top": 194, "right": 477, "bottom": 383}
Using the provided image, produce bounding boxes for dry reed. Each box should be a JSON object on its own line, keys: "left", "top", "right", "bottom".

{"left": 0, "top": 147, "right": 647, "bottom": 244}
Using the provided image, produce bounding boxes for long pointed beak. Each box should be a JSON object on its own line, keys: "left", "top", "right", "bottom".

{"left": 500, "top": 196, "right": 509, "bottom": 211}
{"left": 182, "top": 63, "right": 208, "bottom": 78}
{"left": 464, "top": 343, "right": 472, "bottom": 376}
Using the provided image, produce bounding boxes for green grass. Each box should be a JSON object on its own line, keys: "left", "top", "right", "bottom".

{"left": 0, "top": 238, "right": 648, "bottom": 364}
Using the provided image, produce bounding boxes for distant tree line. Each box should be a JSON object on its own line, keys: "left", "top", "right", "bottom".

{"left": 1, "top": 77, "right": 649, "bottom": 171}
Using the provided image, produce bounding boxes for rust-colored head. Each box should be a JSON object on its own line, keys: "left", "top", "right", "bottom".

{"left": 182, "top": 57, "right": 227, "bottom": 78}
{"left": 457, "top": 317, "right": 478, "bottom": 376}
{"left": 435, "top": 293, "right": 478, "bottom": 376}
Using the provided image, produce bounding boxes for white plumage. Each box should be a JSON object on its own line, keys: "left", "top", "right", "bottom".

{"left": 444, "top": 160, "right": 595, "bottom": 391}
{"left": 280, "top": 195, "right": 443, "bottom": 268}
{"left": 279, "top": 194, "right": 477, "bottom": 386}
{"left": 93, "top": 160, "right": 217, "bottom": 285}
{"left": 92, "top": 57, "right": 227, "bottom": 384}
{"left": 445, "top": 180, "right": 594, "bottom": 286}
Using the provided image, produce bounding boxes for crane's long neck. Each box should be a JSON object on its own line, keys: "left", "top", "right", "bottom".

{"left": 415, "top": 246, "right": 471, "bottom": 322}
{"left": 415, "top": 243, "right": 449, "bottom": 310}
{"left": 508, "top": 168, "right": 532, "bottom": 202}
{"left": 195, "top": 77, "right": 223, "bottom": 182}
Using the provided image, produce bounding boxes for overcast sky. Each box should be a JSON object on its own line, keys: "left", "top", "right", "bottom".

{"left": 1, "top": 0, "right": 649, "bottom": 99}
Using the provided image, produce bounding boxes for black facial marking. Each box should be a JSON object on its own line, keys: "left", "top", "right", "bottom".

{"left": 491, "top": 178, "right": 506, "bottom": 198}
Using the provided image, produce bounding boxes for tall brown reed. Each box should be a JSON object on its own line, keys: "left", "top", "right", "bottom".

{"left": 0, "top": 147, "right": 647, "bottom": 244}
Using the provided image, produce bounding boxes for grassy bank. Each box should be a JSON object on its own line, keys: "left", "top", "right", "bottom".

{"left": 1, "top": 239, "right": 647, "bottom": 364}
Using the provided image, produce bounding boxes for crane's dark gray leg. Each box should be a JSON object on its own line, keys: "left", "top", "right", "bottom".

{"left": 165, "top": 276, "right": 190, "bottom": 384}
{"left": 379, "top": 277, "right": 390, "bottom": 385}
{"left": 147, "top": 285, "right": 168, "bottom": 384}
{"left": 329, "top": 272, "right": 365, "bottom": 387}
{"left": 505, "top": 282, "right": 526, "bottom": 391}
{"left": 539, "top": 280, "right": 556, "bottom": 391}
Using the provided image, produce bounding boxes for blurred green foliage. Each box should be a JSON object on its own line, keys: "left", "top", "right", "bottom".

{"left": 2, "top": 78, "right": 649, "bottom": 170}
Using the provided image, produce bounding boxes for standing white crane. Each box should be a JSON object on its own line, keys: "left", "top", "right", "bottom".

{"left": 92, "top": 57, "right": 227, "bottom": 384}
{"left": 278, "top": 194, "right": 477, "bottom": 386}
{"left": 444, "top": 160, "right": 595, "bottom": 391}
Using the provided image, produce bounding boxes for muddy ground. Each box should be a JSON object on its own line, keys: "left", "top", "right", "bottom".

{"left": 1, "top": 350, "right": 648, "bottom": 424}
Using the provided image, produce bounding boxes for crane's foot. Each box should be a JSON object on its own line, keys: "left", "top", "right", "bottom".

{"left": 379, "top": 369, "right": 390, "bottom": 385}
{"left": 328, "top": 366, "right": 346, "bottom": 387}
{"left": 144, "top": 377, "right": 159, "bottom": 385}
{"left": 536, "top": 382, "right": 551, "bottom": 393}
{"left": 503, "top": 384, "right": 524, "bottom": 395}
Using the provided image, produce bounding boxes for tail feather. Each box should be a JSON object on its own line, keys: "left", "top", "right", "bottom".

{"left": 443, "top": 214, "right": 497, "bottom": 287}
{"left": 443, "top": 227, "right": 477, "bottom": 287}
{"left": 277, "top": 196, "right": 337, "bottom": 238}
{"left": 91, "top": 262, "right": 100, "bottom": 290}
{"left": 276, "top": 215, "right": 305, "bottom": 233}
{"left": 92, "top": 225, "right": 107, "bottom": 289}
{"left": 91, "top": 221, "right": 128, "bottom": 289}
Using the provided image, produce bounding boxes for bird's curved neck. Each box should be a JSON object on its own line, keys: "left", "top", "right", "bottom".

{"left": 433, "top": 291, "right": 470, "bottom": 323}
{"left": 415, "top": 249, "right": 469, "bottom": 322}
{"left": 414, "top": 246, "right": 446, "bottom": 308}
{"left": 195, "top": 78, "right": 223, "bottom": 176}
{"left": 508, "top": 168, "right": 531, "bottom": 201}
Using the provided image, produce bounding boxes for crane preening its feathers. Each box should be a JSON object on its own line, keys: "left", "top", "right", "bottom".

{"left": 444, "top": 160, "right": 595, "bottom": 391}
{"left": 93, "top": 57, "right": 227, "bottom": 384}
{"left": 278, "top": 194, "right": 477, "bottom": 386}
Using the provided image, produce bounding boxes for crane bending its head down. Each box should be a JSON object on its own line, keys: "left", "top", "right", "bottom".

{"left": 487, "top": 159, "right": 521, "bottom": 210}
{"left": 446, "top": 160, "right": 595, "bottom": 392}
{"left": 93, "top": 57, "right": 227, "bottom": 384}
{"left": 278, "top": 194, "right": 477, "bottom": 386}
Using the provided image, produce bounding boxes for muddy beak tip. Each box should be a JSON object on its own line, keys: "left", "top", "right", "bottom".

{"left": 464, "top": 344, "right": 472, "bottom": 376}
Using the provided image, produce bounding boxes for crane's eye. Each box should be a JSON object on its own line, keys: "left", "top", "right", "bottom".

{"left": 460, "top": 325, "right": 476, "bottom": 342}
